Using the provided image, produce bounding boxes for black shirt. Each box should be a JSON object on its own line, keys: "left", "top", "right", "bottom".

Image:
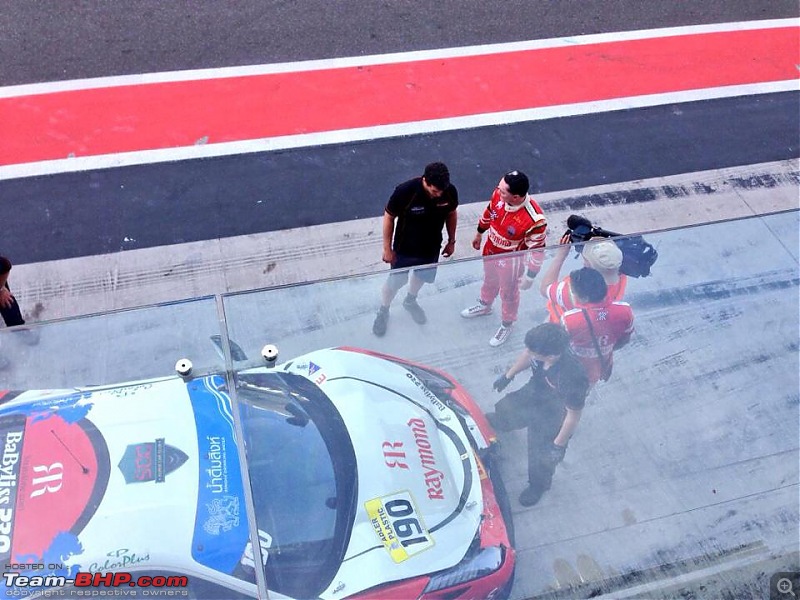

{"left": 529, "top": 352, "right": 590, "bottom": 417}
{"left": 386, "top": 178, "right": 458, "bottom": 257}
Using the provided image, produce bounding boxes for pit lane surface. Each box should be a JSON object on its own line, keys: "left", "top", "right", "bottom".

{"left": 0, "top": 18, "right": 797, "bottom": 264}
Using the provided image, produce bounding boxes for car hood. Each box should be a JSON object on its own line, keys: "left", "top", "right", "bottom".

{"left": 283, "top": 348, "right": 483, "bottom": 597}
{"left": 0, "top": 377, "right": 253, "bottom": 594}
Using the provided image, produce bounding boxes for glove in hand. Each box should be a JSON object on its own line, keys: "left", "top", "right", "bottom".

{"left": 545, "top": 443, "right": 567, "bottom": 466}
{"left": 493, "top": 373, "right": 512, "bottom": 392}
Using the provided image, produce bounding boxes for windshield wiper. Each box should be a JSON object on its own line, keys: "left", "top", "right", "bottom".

{"left": 285, "top": 402, "right": 309, "bottom": 427}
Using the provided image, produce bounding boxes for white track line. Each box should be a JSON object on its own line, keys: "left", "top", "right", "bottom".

{"left": 0, "top": 19, "right": 795, "bottom": 98}
{"left": 1, "top": 81, "right": 796, "bottom": 182}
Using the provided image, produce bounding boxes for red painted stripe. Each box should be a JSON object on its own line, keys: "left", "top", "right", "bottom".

{"left": 1, "top": 27, "right": 797, "bottom": 166}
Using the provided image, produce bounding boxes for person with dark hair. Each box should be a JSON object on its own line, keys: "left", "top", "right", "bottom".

{"left": 569, "top": 267, "right": 608, "bottom": 303}
{"left": 539, "top": 235, "right": 634, "bottom": 385}
{"left": 372, "top": 162, "right": 458, "bottom": 337}
{"left": 487, "top": 323, "right": 590, "bottom": 507}
{"left": 461, "top": 170, "right": 547, "bottom": 347}
{"left": 544, "top": 236, "right": 627, "bottom": 322}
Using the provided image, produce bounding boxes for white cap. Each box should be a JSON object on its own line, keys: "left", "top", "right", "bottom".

{"left": 582, "top": 239, "right": 623, "bottom": 274}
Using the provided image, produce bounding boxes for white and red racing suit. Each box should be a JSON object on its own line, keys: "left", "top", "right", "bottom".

{"left": 477, "top": 190, "right": 547, "bottom": 323}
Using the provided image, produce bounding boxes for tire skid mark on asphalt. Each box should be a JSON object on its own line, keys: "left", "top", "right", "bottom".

{"left": 16, "top": 162, "right": 799, "bottom": 300}
{"left": 10, "top": 160, "right": 798, "bottom": 324}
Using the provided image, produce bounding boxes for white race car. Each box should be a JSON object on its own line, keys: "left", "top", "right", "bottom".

{"left": 0, "top": 346, "right": 515, "bottom": 598}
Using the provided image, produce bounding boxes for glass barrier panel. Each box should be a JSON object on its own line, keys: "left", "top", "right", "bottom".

{"left": 0, "top": 296, "right": 271, "bottom": 599}
{"left": 1, "top": 211, "right": 795, "bottom": 599}
{"left": 0, "top": 296, "right": 224, "bottom": 389}
{"left": 222, "top": 210, "right": 799, "bottom": 599}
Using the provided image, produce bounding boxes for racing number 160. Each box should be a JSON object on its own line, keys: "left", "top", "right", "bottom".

{"left": 385, "top": 499, "right": 429, "bottom": 548}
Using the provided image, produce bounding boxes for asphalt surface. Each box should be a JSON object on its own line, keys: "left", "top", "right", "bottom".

{"left": 2, "top": 92, "right": 798, "bottom": 264}
{"left": 2, "top": 1, "right": 798, "bottom": 86}
{"left": 0, "top": 3, "right": 798, "bottom": 266}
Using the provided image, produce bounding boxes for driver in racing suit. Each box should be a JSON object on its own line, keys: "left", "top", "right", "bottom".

{"left": 461, "top": 171, "right": 547, "bottom": 347}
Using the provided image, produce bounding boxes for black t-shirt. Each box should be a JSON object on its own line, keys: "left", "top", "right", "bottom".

{"left": 385, "top": 178, "right": 458, "bottom": 257}
{"left": 529, "top": 352, "right": 590, "bottom": 416}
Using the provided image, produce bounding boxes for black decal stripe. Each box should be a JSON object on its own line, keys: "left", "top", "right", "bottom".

{"left": 428, "top": 425, "right": 472, "bottom": 534}
{"left": 72, "top": 418, "right": 112, "bottom": 535}
{"left": 327, "top": 376, "right": 473, "bottom": 532}
{"left": 342, "top": 544, "right": 384, "bottom": 562}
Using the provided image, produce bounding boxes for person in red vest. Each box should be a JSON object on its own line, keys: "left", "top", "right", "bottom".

{"left": 540, "top": 236, "right": 633, "bottom": 385}
{"left": 544, "top": 237, "right": 627, "bottom": 323}
{"left": 461, "top": 170, "right": 547, "bottom": 347}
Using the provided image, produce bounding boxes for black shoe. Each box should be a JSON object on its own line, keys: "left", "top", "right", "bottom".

{"left": 402, "top": 296, "right": 427, "bottom": 324}
{"left": 519, "top": 485, "right": 544, "bottom": 507}
{"left": 485, "top": 411, "right": 501, "bottom": 430}
{"left": 372, "top": 307, "right": 389, "bottom": 337}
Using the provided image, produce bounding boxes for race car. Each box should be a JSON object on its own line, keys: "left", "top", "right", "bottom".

{"left": 0, "top": 346, "right": 515, "bottom": 599}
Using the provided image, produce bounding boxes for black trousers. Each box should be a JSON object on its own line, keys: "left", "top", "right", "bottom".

{"left": 493, "top": 380, "right": 563, "bottom": 494}
{"left": 1, "top": 285, "right": 25, "bottom": 327}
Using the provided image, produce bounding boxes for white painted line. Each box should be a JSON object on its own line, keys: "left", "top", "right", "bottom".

{"left": 0, "top": 80, "right": 795, "bottom": 181}
{"left": 0, "top": 19, "right": 795, "bottom": 98}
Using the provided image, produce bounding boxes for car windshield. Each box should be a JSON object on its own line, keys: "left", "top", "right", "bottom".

{"left": 235, "top": 371, "right": 357, "bottom": 598}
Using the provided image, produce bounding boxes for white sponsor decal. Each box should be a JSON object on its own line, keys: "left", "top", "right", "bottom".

{"left": 203, "top": 495, "right": 240, "bottom": 535}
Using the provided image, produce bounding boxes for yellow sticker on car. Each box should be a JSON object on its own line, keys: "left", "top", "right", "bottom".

{"left": 365, "top": 491, "right": 434, "bottom": 563}
{"left": 475, "top": 451, "right": 488, "bottom": 481}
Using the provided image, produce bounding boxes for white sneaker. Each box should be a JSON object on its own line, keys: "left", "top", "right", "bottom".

{"left": 489, "top": 324, "right": 513, "bottom": 347}
{"left": 460, "top": 302, "right": 493, "bottom": 318}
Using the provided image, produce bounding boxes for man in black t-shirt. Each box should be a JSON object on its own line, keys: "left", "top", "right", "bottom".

{"left": 372, "top": 162, "right": 458, "bottom": 337}
{"left": 488, "top": 323, "right": 590, "bottom": 507}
